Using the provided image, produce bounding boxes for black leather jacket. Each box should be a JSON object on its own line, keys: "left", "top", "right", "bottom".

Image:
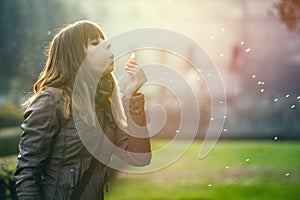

{"left": 14, "top": 86, "right": 151, "bottom": 200}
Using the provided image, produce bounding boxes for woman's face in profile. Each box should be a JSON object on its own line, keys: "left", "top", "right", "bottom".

{"left": 85, "top": 37, "right": 114, "bottom": 74}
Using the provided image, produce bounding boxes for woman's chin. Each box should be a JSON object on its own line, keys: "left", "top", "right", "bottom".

{"left": 103, "top": 63, "right": 114, "bottom": 74}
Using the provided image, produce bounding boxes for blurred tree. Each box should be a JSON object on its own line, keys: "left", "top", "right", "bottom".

{"left": 0, "top": 0, "right": 82, "bottom": 102}
{"left": 275, "top": 0, "right": 300, "bottom": 33}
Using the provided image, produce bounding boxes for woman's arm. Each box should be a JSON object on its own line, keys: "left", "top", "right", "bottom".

{"left": 114, "top": 93, "right": 152, "bottom": 166}
{"left": 14, "top": 89, "right": 60, "bottom": 199}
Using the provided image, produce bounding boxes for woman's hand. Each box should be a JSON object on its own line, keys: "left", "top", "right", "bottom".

{"left": 118, "top": 59, "right": 147, "bottom": 97}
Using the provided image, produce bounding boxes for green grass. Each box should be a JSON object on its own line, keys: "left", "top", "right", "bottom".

{"left": 105, "top": 140, "right": 300, "bottom": 200}
{"left": 1, "top": 137, "right": 300, "bottom": 199}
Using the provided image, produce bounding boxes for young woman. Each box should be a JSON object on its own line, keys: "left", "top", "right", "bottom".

{"left": 14, "top": 20, "right": 151, "bottom": 200}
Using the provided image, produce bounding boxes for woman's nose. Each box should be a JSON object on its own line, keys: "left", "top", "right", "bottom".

{"left": 103, "top": 41, "right": 111, "bottom": 50}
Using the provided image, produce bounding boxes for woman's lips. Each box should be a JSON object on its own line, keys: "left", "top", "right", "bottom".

{"left": 108, "top": 52, "right": 114, "bottom": 59}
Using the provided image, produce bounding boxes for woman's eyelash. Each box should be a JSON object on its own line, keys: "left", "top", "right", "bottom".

{"left": 91, "top": 40, "right": 99, "bottom": 45}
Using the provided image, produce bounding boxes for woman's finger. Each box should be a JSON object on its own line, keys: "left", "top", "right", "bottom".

{"left": 127, "top": 59, "right": 139, "bottom": 65}
{"left": 125, "top": 64, "right": 138, "bottom": 71}
{"left": 125, "top": 70, "right": 137, "bottom": 77}
{"left": 125, "top": 62, "right": 140, "bottom": 69}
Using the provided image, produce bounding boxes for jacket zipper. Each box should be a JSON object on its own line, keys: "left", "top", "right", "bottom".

{"left": 64, "top": 168, "right": 75, "bottom": 200}
{"left": 70, "top": 168, "right": 75, "bottom": 188}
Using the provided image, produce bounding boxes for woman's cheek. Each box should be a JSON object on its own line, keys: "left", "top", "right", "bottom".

{"left": 87, "top": 48, "right": 111, "bottom": 72}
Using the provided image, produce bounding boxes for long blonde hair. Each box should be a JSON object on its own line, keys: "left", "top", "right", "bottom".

{"left": 25, "top": 20, "right": 126, "bottom": 126}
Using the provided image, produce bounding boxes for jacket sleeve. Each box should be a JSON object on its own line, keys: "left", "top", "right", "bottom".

{"left": 114, "top": 93, "right": 152, "bottom": 166}
{"left": 14, "top": 90, "right": 60, "bottom": 200}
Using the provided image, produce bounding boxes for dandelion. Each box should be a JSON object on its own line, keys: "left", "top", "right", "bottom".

{"left": 129, "top": 52, "right": 135, "bottom": 59}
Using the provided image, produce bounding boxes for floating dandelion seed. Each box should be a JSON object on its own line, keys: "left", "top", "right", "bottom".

{"left": 223, "top": 128, "right": 228, "bottom": 132}
{"left": 222, "top": 28, "right": 225, "bottom": 32}
{"left": 210, "top": 117, "right": 214, "bottom": 121}
{"left": 297, "top": 96, "right": 300, "bottom": 100}
{"left": 258, "top": 81, "right": 262, "bottom": 85}
{"left": 286, "top": 94, "right": 290, "bottom": 98}
{"left": 197, "top": 77, "right": 201, "bottom": 80}
{"left": 261, "top": 81, "right": 265, "bottom": 85}
{"left": 245, "top": 158, "right": 250, "bottom": 162}
{"left": 245, "top": 48, "right": 251, "bottom": 53}
{"left": 219, "top": 101, "right": 224, "bottom": 104}
{"left": 225, "top": 166, "right": 230, "bottom": 169}
{"left": 223, "top": 116, "right": 227, "bottom": 119}
{"left": 210, "top": 35, "right": 215, "bottom": 39}
{"left": 208, "top": 184, "right": 212, "bottom": 187}
{"left": 197, "top": 68, "right": 202, "bottom": 72}
{"left": 274, "top": 98, "right": 278, "bottom": 102}
{"left": 291, "top": 105, "right": 296, "bottom": 109}
{"left": 252, "top": 75, "right": 256, "bottom": 78}
{"left": 260, "top": 89, "right": 265, "bottom": 93}
{"left": 240, "top": 41, "right": 244, "bottom": 45}
{"left": 220, "top": 53, "right": 224, "bottom": 57}
{"left": 47, "top": 31, "right": 51, "bottom": 35}
{"left": 274, "top": 136, "right": 278, "bottom": 140}
{"left": 175, "top": 130, "right": 180, "bottom": 133}
{"left": 285, "top": 173, "right": 290, "bottom": 177}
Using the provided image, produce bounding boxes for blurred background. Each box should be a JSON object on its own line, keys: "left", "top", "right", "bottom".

{"left": 1, "top": 0, "right": 299, "bottom": 138}
{"left": 0, "top": 0, "right": 300, "bottom": 199}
